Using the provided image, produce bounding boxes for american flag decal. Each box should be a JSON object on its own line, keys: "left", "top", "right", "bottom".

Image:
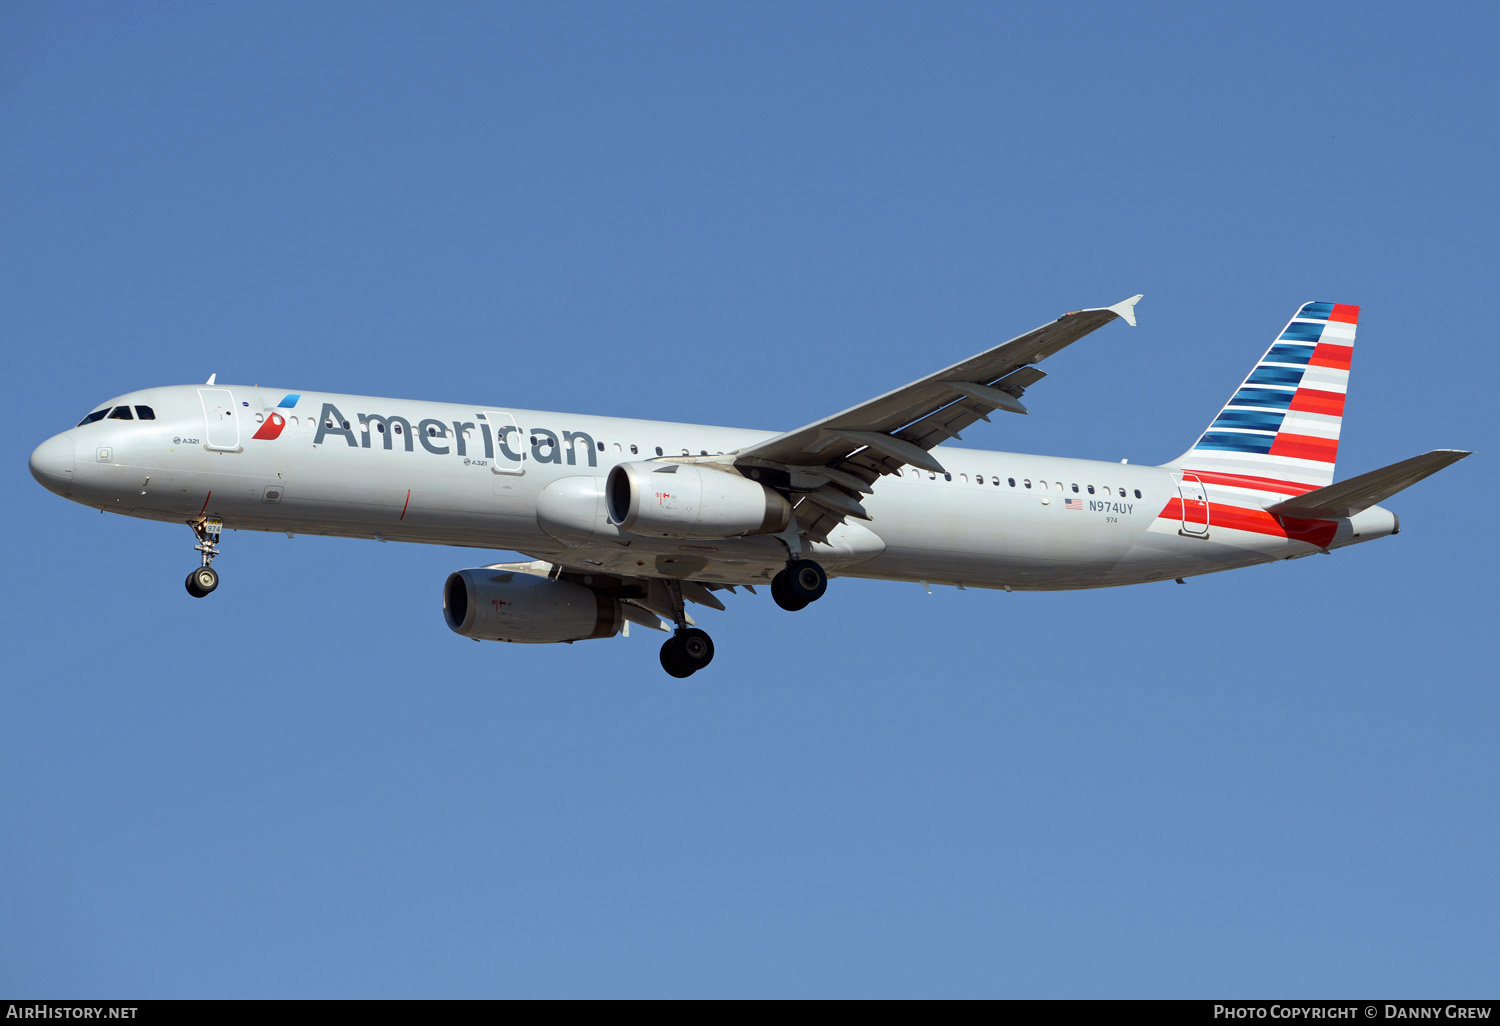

{"left": 1064, "top": 497, "right": 1083, "bottom": 510}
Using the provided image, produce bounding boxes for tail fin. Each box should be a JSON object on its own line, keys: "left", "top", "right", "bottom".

{"left": 1165, "top": 301, "right": 1358, "bottom": 497}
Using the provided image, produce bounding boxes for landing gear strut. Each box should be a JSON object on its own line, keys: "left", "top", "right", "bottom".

{"left": 185, "top": 517, "right": 223, "bottom": 598}
{"left": 656, "top": 579, "right": 715, "bottom": 678}
{"left": 771, "top": 558, "right": 827, "bottom": 611}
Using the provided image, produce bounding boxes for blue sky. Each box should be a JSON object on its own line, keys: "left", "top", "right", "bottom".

{"left": 2, "top": 1, "right": 1493, "bottom": 998}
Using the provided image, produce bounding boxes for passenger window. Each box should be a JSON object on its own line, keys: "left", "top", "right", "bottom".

{"left": 134, "top": 406, "right": 155, "bottom": 420}
{"left": 1023, "top": 479, "right": 1031, "bottom": 489}
{"left": 1071, "top": 483, "right": 1079, "bottom": 493}
{"left": 1056, "top": 482, "right": 1063, "bottom": 492}
{"left": 77, "top": 409, "right": 109, "bottom": 426}
{"left": 1040, "top": 480, "right": 1048, "bottom": 490}
{"left": 1134, "top": 489, "right": 1142, "bottom": 498}
{"left": 630, "top": 445, "right": 638, "bottom": 455}
{"left": 1087, "top": 485, "right": 1095, "bottom": 494}
{"left": 944, "top": 473, "right": 952, "bottom": 481}
{"left": 108, "top": 406, "right": 133, "bottom": 420}
{"left": 597, "top": 441, "right": 605, "bottom": 451}
{"left": 1118, "top": 488, "right": 1126, "bottom": 497}
{"left": 655, "top": 446, "right": 663, "bottom": 456}
{"left": 1007, "top": 478, "right": 1015, "bottom": 487}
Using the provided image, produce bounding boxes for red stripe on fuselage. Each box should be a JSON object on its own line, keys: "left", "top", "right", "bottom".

{"left": 1159, "top": 498, "right": 1338, "bottom": 548}
{"left": 1309, "top": 342, "right": 1353, "bottom": 369}
{"left": 1288, "top": 388, "right": 1346, "bottom": 417}
{"left": 1179, "top": 469, "right": 1320, "bottom": 496}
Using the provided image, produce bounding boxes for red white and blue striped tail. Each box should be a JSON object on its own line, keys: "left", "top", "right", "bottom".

{"left": 1165, "top": 301, "right": 1357, "bottom": 500}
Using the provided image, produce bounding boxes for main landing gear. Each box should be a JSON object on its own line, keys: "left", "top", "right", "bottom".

{"left": 185, "top": 517, "right": 223, "bottom": 598}
{"left": 657, "top": 579, "right": 716, "bottom": 678}
{"left": 770, "top": 558, "right": 827, "bottom": 612}
{"left": 660, "top": 627, "right": 715, "bottom": 678}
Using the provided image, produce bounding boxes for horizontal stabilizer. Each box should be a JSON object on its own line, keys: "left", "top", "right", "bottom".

{"left": 1266, "top": 449, "right": 1471, "bottom": 519}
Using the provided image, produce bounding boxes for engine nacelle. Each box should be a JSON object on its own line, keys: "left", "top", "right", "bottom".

{"left": 605, "top": 461, "right": 792, "bottom": 539}
{"left": 443, "top": 569, "right": 621, "bottom": 644}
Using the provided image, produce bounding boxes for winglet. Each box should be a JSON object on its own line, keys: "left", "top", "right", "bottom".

{"left": 206, "top": 373, "right": 217, "bottom": 385}
{"left": 1106, "top": 294, "right": 1143, "bottom": 327}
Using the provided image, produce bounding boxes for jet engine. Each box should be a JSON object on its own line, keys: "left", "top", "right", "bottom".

{"left": 605, "top": 462, "right": 791, "bottom": 539}
{"left": 443, "top": 569, "right": 621, "bottom": 644}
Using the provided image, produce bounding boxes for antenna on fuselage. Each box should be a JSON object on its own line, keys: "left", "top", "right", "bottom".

{"left": 205, "top": 373, "right": 216, "bottom": 385}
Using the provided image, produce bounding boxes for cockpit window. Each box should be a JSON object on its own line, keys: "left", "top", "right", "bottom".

{"left": 107, "top": 406, "right": 134, "bottom": 421}
{"left": 134, "top": 406, "right": 155, "bottom": 420}
{"left": 77, "top": 409, "right": 109, "bottom": 426}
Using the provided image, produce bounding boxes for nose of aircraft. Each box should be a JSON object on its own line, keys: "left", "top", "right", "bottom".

{"left": 29, "top": 433, "right": 76, "bottom": 496}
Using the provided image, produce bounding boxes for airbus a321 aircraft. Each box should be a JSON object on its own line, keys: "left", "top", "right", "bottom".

{"left": 29, "top": 297, "right": 1469, "bottom": 677}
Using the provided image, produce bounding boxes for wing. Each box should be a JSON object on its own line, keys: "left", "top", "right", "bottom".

{"left": 732, "top": 294, "right": 1142, "bottom": 540}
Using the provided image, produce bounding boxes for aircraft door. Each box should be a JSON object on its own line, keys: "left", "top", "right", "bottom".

{"left": 1176, "top": 473, "right": 1209, "bottom": 537}
{"left": 198, "top": 388, "right": 242, "bottom": 452}
{"left": 481, "top": 411, "right": 525, "bottom": 475}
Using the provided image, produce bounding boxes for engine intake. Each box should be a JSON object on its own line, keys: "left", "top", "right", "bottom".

{"left": 605, "top": 462, "right": 791, "bottom": 539}
{"left": 444, "top": 569, "right": 621, "bottom": 644}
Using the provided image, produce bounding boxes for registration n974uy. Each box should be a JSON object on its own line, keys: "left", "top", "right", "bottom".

{"left": 29, "top": 296, "right": 1469, "bottom": 677}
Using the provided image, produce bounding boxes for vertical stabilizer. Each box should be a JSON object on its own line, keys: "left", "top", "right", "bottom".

{"left": 1165, "top": 301, "right": 1358, "bottom": 499}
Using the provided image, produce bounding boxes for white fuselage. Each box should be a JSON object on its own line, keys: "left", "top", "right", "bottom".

{"left": 30, "top": 384, "right": 1399, "bottom": 591}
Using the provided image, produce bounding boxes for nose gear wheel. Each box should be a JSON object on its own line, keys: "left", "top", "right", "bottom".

{"left": 185, "top": 517, "right": 224, "bottom": 599}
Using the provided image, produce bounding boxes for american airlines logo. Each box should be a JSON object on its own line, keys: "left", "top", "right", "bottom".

{"left": 251, "top": 394, "right": 300, "bottom": 442}
{"left": 252, "top": 412, "right": 288, "bottom": 441}
{"left": 278, "top": 401, "right": 601, "bottom": 468}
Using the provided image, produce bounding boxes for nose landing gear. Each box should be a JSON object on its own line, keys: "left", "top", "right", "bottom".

{"left": 186, "top": 565, "right": 219, "bottom": 597}
{"left": 185, "top": 517, "right": 223, "bottom": 598}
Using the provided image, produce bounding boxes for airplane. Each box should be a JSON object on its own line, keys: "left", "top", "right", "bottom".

{"left": 28, "top": 296, "right": 1470, "bottom": 677}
